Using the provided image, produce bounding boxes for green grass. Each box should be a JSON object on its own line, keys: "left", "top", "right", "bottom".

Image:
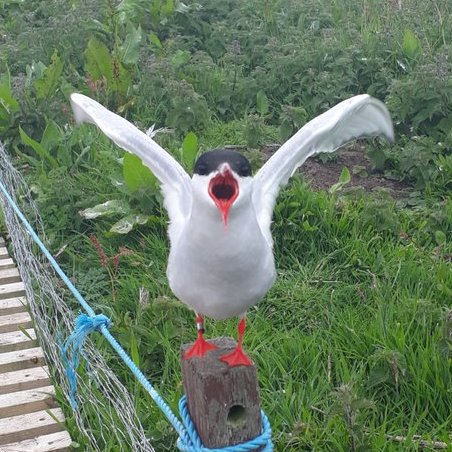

{"left": 39, "top": 162, "right": 450, "bottom": 451}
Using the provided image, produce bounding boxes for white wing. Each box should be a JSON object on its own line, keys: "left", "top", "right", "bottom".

{"left": 70, "top": 93, "right": 192, "bottom": 240}
{"left": 253, "top": 94, "right": 394, "bottom": 243}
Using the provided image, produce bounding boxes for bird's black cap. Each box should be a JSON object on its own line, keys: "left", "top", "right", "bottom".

{"left": 193, "top": 149, "right": 252, "bottom": 177}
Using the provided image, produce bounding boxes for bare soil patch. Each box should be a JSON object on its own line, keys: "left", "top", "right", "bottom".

{"left": 261, "top": 144, "right": 410, "bottom": 198}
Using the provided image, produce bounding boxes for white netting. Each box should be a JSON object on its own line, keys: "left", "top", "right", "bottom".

{"left": 0, "top": 141, "right": 155, "bottom": 451}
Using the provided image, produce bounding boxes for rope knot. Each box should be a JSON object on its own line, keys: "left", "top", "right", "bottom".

{"left": 61, "top": 313, "right": 111, "bottom": 409}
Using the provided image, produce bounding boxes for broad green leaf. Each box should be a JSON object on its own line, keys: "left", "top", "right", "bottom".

{"left": 402, "top": 29, "right": 421, "bottom": 60}
{"left": 367, "top": 366, "right": 390, "bottom": 387}
{"left": 256, "top": 90, "right": 269, "bottom": 116}
{"left": 130, "top": 330, "right": 140, "bottom": 367}
{"left": 123, "top": 153, "right": 158, "bottom": 192}
{"left": 149, "top": 33, "right": 162, "bottom": 50}
{"left": 84, "top": 37, "right": 112, "bottom": 81}
{"left": 0, "top": 75, "right": 19, "bottom": 117}
{"left": 435, "top": 230, "right": 446, "bottom": 245}
{"left": 302, "top": 220, "right": 317, "bottom": 232}
{"left": 35, "top": 51, "right": 64, "bottom": 100}
{"left": 79, "top": 200, "right": 129, "bottom": 219}
{"left": 110, "top": 214, "right": 149, "bottom": 234}
{"left": 329, "top": 166, "right": 351, "bottom": 194}
{"left": 367, "top": 147, "right": 387, "bottom": 171}
{"left": 171, "top": 50, "right": 190, "bottom": 67}
{"left": 279, "top": 119, "right": 293, "bottom": 142}
{"left": 120, "top": 23, "right": 142, "bottom": 66}
{"left": 19, "top": 126, "right": 58, "bottom": 167}
{"left": 85, "top": 37, "right": 131, "bottom": 95}
{"left": 161, "top": 0, "right": 175, "bottom": 17}
{"left": 181, "top": 132, "right": 198, "bottom": 170}
{"left": 111, "top": 57, "right": 132, "bottom": 95}
{"left": 41, "top": 119, "right": 63, "bottom": 151}
{"left": 290, "top": 106, "right": 307, "bottom": 127}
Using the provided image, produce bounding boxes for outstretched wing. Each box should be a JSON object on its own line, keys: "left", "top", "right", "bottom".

{"left": 253, "top": 94, "right": 394, "bottom": 244}
{"left": 70, "top": 93, "right": 192, "bottom": 240}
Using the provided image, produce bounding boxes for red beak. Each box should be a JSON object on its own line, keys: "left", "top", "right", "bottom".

{"left": 208, "top": 168, "right": 239, "bottom": 225}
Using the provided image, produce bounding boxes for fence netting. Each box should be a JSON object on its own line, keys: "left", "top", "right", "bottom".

{"left": 0, "top": 141, "right": 154, "bottom": 451}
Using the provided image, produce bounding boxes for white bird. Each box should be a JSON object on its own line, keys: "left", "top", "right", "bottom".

{"left": 70, "top": 93, "right": 394, "bottom": 366}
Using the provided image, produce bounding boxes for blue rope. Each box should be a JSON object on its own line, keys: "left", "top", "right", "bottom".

{"left": 177, "top": 396, "right": 273, "bottom": 452}
{"left": 0, "top": 178, "right": 273, "bottom": 451}
{"left": 61, "top": 313, "right": 111, "bottom": 409}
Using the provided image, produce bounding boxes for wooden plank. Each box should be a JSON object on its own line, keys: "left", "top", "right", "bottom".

{"left": 0, "top": 366, "right": 50, "bottom": 395}
{"left": 0, "top": 247, "right": 9, "bottom": 260}
{"left": 0, "top": 296, "right": 27, "bottom": 315}
{"left": 0, "top": 347, "right": 44, "bottom": 373}
{"left": 0, "top": 385, "right": 56, "bottom": 419}
{"left": 0, "top": 311, "right": 32, "bottom": 334}
{"left": 0, "top": 282, "right": 26, "bottom": 301}
{"left": 0, "top": 329, "right": 37, "bottom": 353}
{"left": 0, "top": 408, "right": 66, "bottom": 445}
{"left": 0, "top": 259, "right": 15, "bottom": 270}
{"left": 0, "top": 431, "right": 71, "bottom": 452}
{"left": 0, "top": 267, "right": 21, "bottom": 285}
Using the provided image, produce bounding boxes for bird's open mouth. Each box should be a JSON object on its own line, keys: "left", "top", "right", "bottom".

{"left": 208, "top": 169, "right": 239, "bottom": 225}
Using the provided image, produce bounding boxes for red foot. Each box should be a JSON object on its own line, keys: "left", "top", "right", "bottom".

{"left": 183, "top": 336, "right": 217, "bottom": 359}
{"left": 220, "top": 346, "right": 253, "bottom": 367}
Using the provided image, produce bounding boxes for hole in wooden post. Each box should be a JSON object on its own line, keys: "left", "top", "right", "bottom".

{"left": 227, "top": 404, "right": 247, "bottom": 428}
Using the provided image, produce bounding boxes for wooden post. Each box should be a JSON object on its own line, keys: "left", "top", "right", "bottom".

{"left": 181, "top": 337, "right": 262, "bottom": 449}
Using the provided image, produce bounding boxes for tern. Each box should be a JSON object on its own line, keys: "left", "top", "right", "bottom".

{"left": 71, "top": 93, "right": 393, "bottom": 366}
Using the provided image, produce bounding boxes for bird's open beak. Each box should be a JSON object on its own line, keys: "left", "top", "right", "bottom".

{"left": 208, "top": 168, "right": 239, "bottom": 225}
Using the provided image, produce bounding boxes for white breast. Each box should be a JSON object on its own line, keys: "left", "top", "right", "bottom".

{"left": 166, "top": 199, "right": 276, "bottom": 320}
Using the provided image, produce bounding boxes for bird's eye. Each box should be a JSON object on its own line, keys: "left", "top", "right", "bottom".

{"left": 240, "top": 166, "right": 251, "bottom": 177}
{"left": 196, "top": 164, "right": 208, "bottom": 175}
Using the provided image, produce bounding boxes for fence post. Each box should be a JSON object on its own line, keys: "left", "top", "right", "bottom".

{"left": 181, "top": 337, "right": 262, "bottom": 449}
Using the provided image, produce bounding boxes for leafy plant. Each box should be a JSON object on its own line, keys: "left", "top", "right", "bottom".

{"left": 180, "top": 131, "right": 199, "bottom": 170}
{"left": 368, "top": 347, "right": 408, "bottom": 393}
{"left": 0, "top": 72, "right": 20, "bottom": 135}
{"left": 329, "top": 383, "right": 375, "bottom": 452}
{"left": 279, "top": 105, "right": 307, "bottom": 142}
{"left": 329, "top": 167, "right": 351, "bottom": 194}
{"left": 89, "top": 234, "right": 134, "bottom": 302}
{"left": 402, "top": 28, "right": 422, "bottom": 63}
{"left": 243, "top": 113, "right": 265, "bottom": 148}
{"left": 439, "top": 310, "right": 452, "bottom": 359}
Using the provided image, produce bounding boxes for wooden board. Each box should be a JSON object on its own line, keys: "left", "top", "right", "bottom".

{"left": 0, "top": 311, "right": 32, "bottom": 334}
{"left": 0, "top": 408, "right": 66, "bottom": 445}
{"left": 0, "top": 267, "right": 21, "bottom": 285}
{"left": 0, "top": 258, "right": 16, "bottom": 271}
{"left": 0, "top": 366, "right": 50, "bottom": 395}
{"left": 0, "top": 347, "right": 44, "bottom": 373}
{"left": 0, "top": 247, "right": 9, "bottom": 260}
{"left": 0, "top": 431, "right": 72, "bottom": 452}
{"left": 0, "top": 239, "right": 72, "bottom": 450}
{"left": 0, "top": 385, "right": 56, "bottom": 418}
{"left": 0, "top": 296, "right": 27, "bottom": 315}
{"left": 0, "top": 328, "right": 37, "bottom": 353}
{"left": 0, "top": 281, "right": 26, "bottom": 301}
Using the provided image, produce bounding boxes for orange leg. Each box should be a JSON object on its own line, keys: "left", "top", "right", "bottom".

{"left": 183, "top": 315, "right": 217, "bottom": 359}
{"left": 220, "top": 318, "right": 253, "bottom": 366}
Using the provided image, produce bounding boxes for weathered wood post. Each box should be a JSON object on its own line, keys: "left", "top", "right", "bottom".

{"left": 181, "top": 337, "right": 262, "bottom": 449}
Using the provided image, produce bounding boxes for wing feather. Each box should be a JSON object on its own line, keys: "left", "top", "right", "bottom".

{"left": 253, "top": 94, "right": 394, "bottom": 243}
{"left": 70, "top": 93, "right": 192, "bottom": 240}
